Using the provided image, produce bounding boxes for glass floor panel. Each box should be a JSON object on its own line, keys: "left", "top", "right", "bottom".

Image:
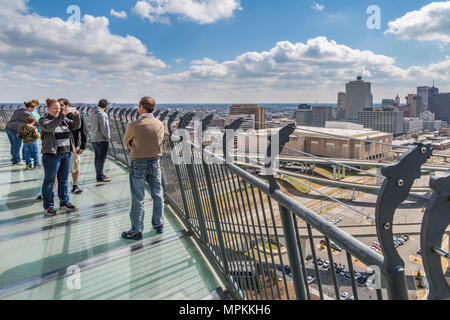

{"left": 0, "top": 133, "right": 221, "bottom": 300}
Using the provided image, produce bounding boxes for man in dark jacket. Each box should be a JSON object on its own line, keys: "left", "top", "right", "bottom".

{"left": 59, "top": 99, "right": 88, "bottom": 194}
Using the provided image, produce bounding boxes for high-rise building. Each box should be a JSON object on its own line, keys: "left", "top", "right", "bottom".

{"left": 404, "top": 118, "right": 423, "bottom": 135}
{"left": 295, "top": 104, "right": 313, "bottom": 126}
{"left": 358, "top": 107, "right": 404, "bottom": 136}
{"left": 345, "top": 76, "right": 373, "bottom": 120}
{"left": 337, "top": 92, "right": 346, "bottom": 120}
{"left": 230, "top": 104, "right": 266, "bottom": 130}
{"left": 312, "top": 105, "right": 333, "bottom": 128}
{"left": 382, "top": 99, "right": 395, "bottom": 109}
{"left": 417, "top": 85, "right": 439, "bottom": 113}
{"left": 429, "top": 93, "right": 450, "bottom": 124}
{"left": 405, "top": 94, "right": 422, "bottom": 118}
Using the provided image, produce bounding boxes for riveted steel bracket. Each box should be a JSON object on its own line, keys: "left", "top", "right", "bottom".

{"left": 159, "top": 111, "right": 169, "bottom": 122}
{"left": 222, "top": 118, "right": 244, "bottom": 163}
{"left": 167, "top": 111, "right": 179, "bottom": 136}
{"left": 421, "top": 172, "right": 450, "bottom": 300}
{"left": 263, "top": 123, "right": 296, "bottom": 193}
{"left": 178, "top": 113, "right": 195, "bottom": 130}
{"left": 375, "top": 143, "right": 432, "bottom": 299}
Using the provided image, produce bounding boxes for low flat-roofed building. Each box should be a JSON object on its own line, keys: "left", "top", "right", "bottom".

{"left": 235, "top": 126, "right": 393, "bottom": 160}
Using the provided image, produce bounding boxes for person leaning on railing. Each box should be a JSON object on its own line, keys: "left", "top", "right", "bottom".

{"left": 90, "top": 99, "right": 112, "bottom": 183}
{"left": 5, "top": 99, "right": 39, "bottom": 165}
{"left": 38, "top": 99, "right": 81, "bottom": 216}
{"left": 121, "top": 97, "right": 165, "bottom": 240}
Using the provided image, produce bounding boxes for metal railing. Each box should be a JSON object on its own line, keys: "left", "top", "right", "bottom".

{"left": 0, "top": 104, "right": 449, "bottom": 300}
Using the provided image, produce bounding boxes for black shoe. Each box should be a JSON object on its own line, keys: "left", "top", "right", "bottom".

{"left": 45, "top": 208, "right": 57, "bottom": 216}
{"left": 62, "top": 203, "right": 77, "bottom": 211}
{"left": 36, "top": 195, "right": 43, "bottom": 200}
{"left": 121, "top": 231, "right": 143, "bottom": 241}
{"left": 72, "top": 186, "right": 83, "bottom": 194}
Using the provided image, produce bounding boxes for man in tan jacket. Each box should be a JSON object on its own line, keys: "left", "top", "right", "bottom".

{"left": 121, "top": 97, "right": 165, "bottom": 240}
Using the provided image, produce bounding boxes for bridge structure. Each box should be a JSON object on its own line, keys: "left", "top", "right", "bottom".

{"left": 0, "top": 104, "right": 449, "bottom": 301}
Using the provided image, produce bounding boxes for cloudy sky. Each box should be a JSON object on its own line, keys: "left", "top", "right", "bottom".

{"left": 0, "top": 0, "right": 449, "bottom": 104}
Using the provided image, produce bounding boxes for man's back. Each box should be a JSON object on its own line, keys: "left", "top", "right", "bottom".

{"left": 124, "top": 116, "right": 164, "bottom": 160}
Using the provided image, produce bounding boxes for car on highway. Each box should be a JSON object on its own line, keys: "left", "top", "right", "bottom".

{"left": 307, "top": 276, "right": 315, "bottom": 284}
{"left": 358, "top": 275, "right": 367, "bottom": 285}
{"left": 340, "top": 292, "right": 349, "bottom": 300}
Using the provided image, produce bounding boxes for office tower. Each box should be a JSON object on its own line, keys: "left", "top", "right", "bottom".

{"left": 312, "top": 105, "right": 333, "bottom": 128}
{"left": 337, "top": 92, "right": 346, "bottom": 120}
{"left": 345, "top": 76, "right": 373, "bottom": 120}
{"left": 429, "top": 93, "right": 450, "bottom": 124}
{"left": 382, "top": 99, "right": 395, "bottom": 109}
{"left": 358, "top": 107, "right": 404, "bottom": 136}
{"left": 296, "top": 104, "right": 313, "bottom": 126}
{"left": 405, "top": 94, "right": 422, "bottom": 118}
{"left": 230, "top": 104, "right": 266, "bottom": 130}
{"left": 225, "top": 114, "right": 255, "bottom": 131}
{"left": 403, "top": 118, "right": 423, "bottom": 135}
{"left": 394, "top": 94, "right": 401, "bottom": 107}
{"left": 417, "top": 85, "right": 439, "bottom": 113}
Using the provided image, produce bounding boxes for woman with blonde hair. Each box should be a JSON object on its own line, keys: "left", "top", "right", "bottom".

{"left": 5, "top": 99, "right": 39, "bottom": 165}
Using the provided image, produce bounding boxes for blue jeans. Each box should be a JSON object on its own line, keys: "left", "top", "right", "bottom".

{"left": 5, "top": 127, "right": 22, "bottom": 164}
{"left": 42, "top": 153, "right": 72, "bottom": 210}
{"left": 23, "top": 141, "right": 39, "bottom": 166}
{"left": 92, "top": 142, "right": 109, "bottom": 181}
{"left": 129, "top": 159, "right": 164, "bottom": 233}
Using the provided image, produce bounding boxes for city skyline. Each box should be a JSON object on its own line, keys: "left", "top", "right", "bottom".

{"left": 0, "top": 0, "right": 449, "bottom": 103}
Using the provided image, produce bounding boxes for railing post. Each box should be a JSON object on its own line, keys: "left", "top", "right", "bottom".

{"left": 200, "top": 115, "right": 230, "bottom": 275}
{"left": 167, "top": 112, "right": 191, "bottom": 223}
{"left": 420, "top": 172, "right": 450, "bottom": 300}
{"left": 279, "top": 205, "right": 307, "bottom": 300}
{"left": 375, "top": 143, "right": 432, "bottom": 300}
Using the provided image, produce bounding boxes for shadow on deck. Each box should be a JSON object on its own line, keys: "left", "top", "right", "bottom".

{"left": 0, "top": 133, "right": 222, "bottom": 300}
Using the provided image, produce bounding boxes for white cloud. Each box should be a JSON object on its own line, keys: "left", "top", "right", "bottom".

{"left": 386, "top": 1, "right": 450, "bottom": 43}
{"left": 156, "top": 36, "right": 450, "bottom": 102}
{"left": 311, "top": 2, "right": 325, "bottom": 12}
{"left": 132, "top": 0, "right": 242, "bottom": 25}
{"left": 110, "top": 9, "right": 128, "bottom": 19}
{"left": 0, "top": 0, "right": 165, "bottom": 76}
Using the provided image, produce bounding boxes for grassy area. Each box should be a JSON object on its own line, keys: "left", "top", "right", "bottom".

{"left": 280, "top": 178, "right": 311, "bottom": 194}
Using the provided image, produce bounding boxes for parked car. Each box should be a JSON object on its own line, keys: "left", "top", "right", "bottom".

{"left": 318, "top": 259, "right": 323, "bottom": 266}
{"left": 340, "top": 270, "right": 346, "bottom": 277}
{"left": 284, "top": 266, "right": 292, "bottom": 275}
{"left": 336, "top": 267, "right": 343, "bottom": 274}
{"left": 373, "top": 240, "right": 380, "bottom": 246}
{"left": 354, "top": 272, "right": 361, "bottom": 280}
{"left": 306, "top": 254, "right": 313, "bottom": 261}
{"left": 358, "top": 275, "right": 367, "bottom": 284}
{"left": 402, "top": 235, "right": 409, "bottom": 241}
{"left": 307, "top": 276, "right": 315, "bottom": 284}
{"left": 340, "top": 292, "right": 349, "bottom": 300}
{"left": 344, "top": 271, "right": 351, "bottom": 279}
{"left": 417, "top": 249, "right": 422, "bottom": 256}
{"left": 323, "top": 261, "right": 330, "bottom": 269}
